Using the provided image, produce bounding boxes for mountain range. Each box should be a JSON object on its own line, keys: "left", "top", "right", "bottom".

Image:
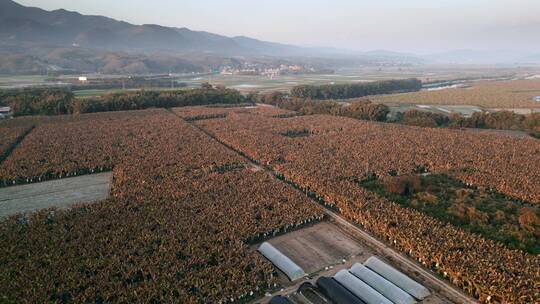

{"left": 0, "top": 0, "right": 318, "bottom": 56}
{"left": 0, "top": 0, "right": 538, "bottom": 75}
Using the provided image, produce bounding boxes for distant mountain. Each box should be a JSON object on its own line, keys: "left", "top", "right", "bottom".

{"left": 231, "top": 36, "right": 311, "bottom": 57}
{"left": 0, "top": 0, "right": 427, "bottom": 74}
{"left": 0, "top": 0, "right": 303, "bottom": 56}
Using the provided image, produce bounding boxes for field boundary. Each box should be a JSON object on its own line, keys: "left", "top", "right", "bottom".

{"left": 0, "top": 172, "right": 112, "bottom": 219}
{"left": 0, "top": 125, "right": 35, "bottom": 164}
{"left": 0, "top": 165, "right": 113, "bottom": 188}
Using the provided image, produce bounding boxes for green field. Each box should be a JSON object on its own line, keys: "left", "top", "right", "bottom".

{"left": 360, "top": 173, "right": 540, "bottom": 254}
{"left": 73, "top": 87, "right": 190, "bottom": 98}
{"left": 3, "top": 65, "right": 539, "bottom": 93}
{"left": 186, "top": 66, "right": 536, "bottom": 93}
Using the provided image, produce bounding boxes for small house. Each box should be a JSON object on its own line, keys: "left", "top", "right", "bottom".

{"left": 0, "top": 106, "right": 12, "bottom": 119}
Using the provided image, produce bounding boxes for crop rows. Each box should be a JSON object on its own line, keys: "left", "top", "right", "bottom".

{"left": 0, "top": 109, "right": 325, "bottom": 303}
{"left": 0, "top": 125, "right": 33, "bottom": 162}
{"left": 372, "top": 79, "right": 540, "bottom": 108}
{"left": 193, "top": 109, "right": 540, "bottom": 303}
{"left": 0, "top": 109, "right": 171, "bottom": 185}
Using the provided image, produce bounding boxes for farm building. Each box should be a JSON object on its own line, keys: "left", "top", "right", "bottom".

{"left": 334, "top": 269, "right": 393, "bottom": 304}
{"left": 269, "top": 255, "right": 433, "bottom": 304}
{"left": 316, "top": 277, "right": 365, "bottom": 304}
{"left": 365, "top": 256, "right": 431, "bottom": 300}
{"left": 258, "top": 242, "right": 306, "bottom": 281}
{"left": 0, "top": 106, "right": 12, "bottom": 119}
{"left": 350, "top": 263, "right": 416, "bottom": 304}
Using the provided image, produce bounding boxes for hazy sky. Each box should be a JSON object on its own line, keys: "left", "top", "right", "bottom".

{"left": 16, "top": 0, "right": 540, "bottom": 53}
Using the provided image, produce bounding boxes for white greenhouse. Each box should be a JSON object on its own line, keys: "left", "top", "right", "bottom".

{"left": 257, "top": 242, "right": 305, "bottom": 281}
{"left": 334, "top": 269, "right": 393, "bottom": 304}
{"left": 364, "top": 256, "right": 431, "bottom": 300}
{"left": 350, "top": 263, "right": 416, "bottom": 304}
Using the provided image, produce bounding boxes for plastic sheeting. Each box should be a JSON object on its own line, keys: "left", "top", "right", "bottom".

{"left": 350, "top": 263, "right": 417, "bottom": 304}
{"left": 364, "top": 257, "right": 431, "bottom": 300}
{"left": 334, "top": 270, "right": 393, "bottom": 304}
{"left": 258, "top": 242, "right": 306, "bottom": 281}
{"left": 316, "top": 277, "right": 366, "bottom": 304}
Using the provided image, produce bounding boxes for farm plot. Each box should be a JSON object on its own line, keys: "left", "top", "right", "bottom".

{"left": 0, "top": 172, "right": 111, "bottom": 218}
{"left": 193, "top": 110, "right": 540, "bottom": 303}
{"left": 264, "top": 221, "right": 365, "bottom": 274}
{"left": 0, "top": 109, "right": 176, "bottom": 185}
{"left": 0, "top": 109, "right": 325, "bottom": 303}
{"left": 0, "top": 125, "right": 33, "bottom": 162}
{"left": 372, "top": 79, "right": 540, "bottom": 108}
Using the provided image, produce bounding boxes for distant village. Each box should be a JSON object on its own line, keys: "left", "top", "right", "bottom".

{"left": 219, "top": 63, "right": 333, "bottom": 77}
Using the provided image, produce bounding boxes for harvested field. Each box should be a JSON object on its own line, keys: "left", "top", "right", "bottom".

{"left": 372, "top": 79, "right": 540, "bottom": 108}
{"left": 265, "top": 222, "right": 364, "bottom": 274}
{"left": 0, "top": 172, "right": 111, "bottom": 218}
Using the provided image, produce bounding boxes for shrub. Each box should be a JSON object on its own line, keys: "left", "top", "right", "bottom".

{"left": 399, "top": 110, "right": 449, "bottom": 127}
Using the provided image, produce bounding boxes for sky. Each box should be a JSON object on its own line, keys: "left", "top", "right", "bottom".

{"left": 16, "top": 0, "right": 540, "bottom": 53}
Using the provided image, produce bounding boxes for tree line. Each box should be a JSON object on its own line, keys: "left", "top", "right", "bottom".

{"left": 396, "top": 110, "right": 540, "bottom": 137}
{"left": 258, "top": 91, "right": 540, "bottom": 138}
{"left": 290, "top": 78, "right": 422, "bottom": 99}
{"left": 0, "top": 85, "right": 246, "bottom": 116}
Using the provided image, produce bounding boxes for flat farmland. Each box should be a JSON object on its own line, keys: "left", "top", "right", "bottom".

{"left": 193, "top": 106, "right": 540, "bottom": 303}
{"left": 0, "top": 172, "right": 111, "bottom": 218}
{"left": 264, "top": 221, "right": 365, "bottom": 274}
{"left": 180, "top": 66, "right": 540, "bottom": 93}
{"left": 0, "top": 108, "right": 325, "bottom": 303}
{"left": 372, "top": 79, "right": 540, "bottom": 108}
{"left": 0, "top": 105, "right": 538, "bottom": 303}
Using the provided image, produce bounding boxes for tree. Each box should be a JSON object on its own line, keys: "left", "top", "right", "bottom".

{"left": 201, "top": 82, "right": 213, "bottom": 89}
{"left": 341, "top": 101, "right": 390, "bottom": 122}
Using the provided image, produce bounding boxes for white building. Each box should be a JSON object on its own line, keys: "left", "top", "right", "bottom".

{"left": 533, "top": 96, "right": 540, "bottom": 102}
{"left": 0, "top": 106, "right": 12, "bottom": 119}
{"left": 78, "top": 76, "right": 88, "bottom": 82}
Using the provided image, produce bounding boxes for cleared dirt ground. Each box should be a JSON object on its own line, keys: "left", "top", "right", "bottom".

{"left": 268, "top": 221, "right": 366, "bottom": 274}
{"left": 0, "top": 172, "right": 111, "bottom": 218}
{"left": 253, "top": 219, "right": 475, "bottom": 304}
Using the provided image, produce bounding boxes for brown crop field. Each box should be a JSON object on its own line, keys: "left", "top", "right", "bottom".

{"left": 0, "top": 125, "right": 32, "bottom": 161}
{"left": 192, "top": 107, "right": 540, "bottom": 303}
{"left": 371, "top": 79, "right": 540, "bottom": 108}
{"left": 0, "top": 108, "right": 325, "bottom": 303}
{"left": 1, "top": 105, "right": 539, "bottom": 303}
